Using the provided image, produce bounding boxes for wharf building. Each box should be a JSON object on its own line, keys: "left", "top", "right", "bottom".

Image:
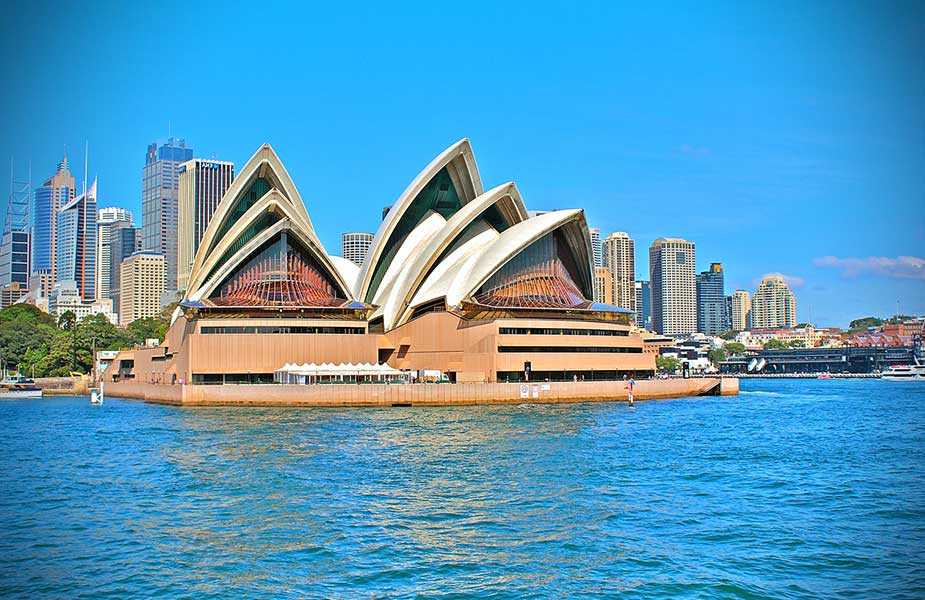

{"left": 602, "top": 231, "right": 635, "bottom": 314}
{"left": 32, "top": 154, "right": 75, "bottom": 294}
{"left": 177, "top": 158, "right": 235, "bottom": 292}
{"left": 341, "top": 232, "right": 374, "bottom": 267}
{"left": 696, "top": 262, "right": 725, "bottom": 335}
{"left": 104, "top": 140, "right": 654, "bottom": 385}
{"left": 751, "top": 275, "right": 796, "bottom": 329}
{"left": 142, "top": 139, "right": 192, "bottom": 301}
{"left": 649, "top": 238, "right": 696, "bottom": 335}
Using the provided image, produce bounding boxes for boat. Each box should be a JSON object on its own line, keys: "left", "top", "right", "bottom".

{"left": 0, "top": 375, "right": 43, "bottom": 399}
{"left": 817, "top": 373, "right": 832, "bottom": 380}
{"left": 90, "top": 382, "right": 104, "bottom": 405}
{"left": 882, "top": 359, "right": 925, "bottom": 381}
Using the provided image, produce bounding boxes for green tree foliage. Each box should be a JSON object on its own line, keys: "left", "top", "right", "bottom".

{"left": 708, "top": 347, "right": 728, "bottom": 364}
{"left": 849, "top": 316, "right": 882, "bottom": 329}
{"left": 724, "top": 342, "right": 746, "bottom": 355}
{"left": 0, "top": 304, "right": 57, "bottom": 374}
{"left": 763, "top": 339, "right": 788, "bottom": 350}
{"left": 125, "top": 316, "right": 169, "bottom": 346}
{"left": 656, "top": 355, "right": 681, "bottom": 373}
{"left": 788, "top": 339, "right": 805, "bottom": 348}
{"left": 0, "top": 304, "right": 155, "bottom": 377}
{"left": 719, "top": 330, "right": 736, "bottom": 340}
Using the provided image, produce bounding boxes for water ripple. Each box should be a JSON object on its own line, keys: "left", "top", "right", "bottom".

{"left": 0, "top": 380, "right": 924, "bottom": 598}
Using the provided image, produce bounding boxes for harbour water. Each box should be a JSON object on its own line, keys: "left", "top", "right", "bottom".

{"left": 1, "top": 379, "right": 923, "bottom": 598}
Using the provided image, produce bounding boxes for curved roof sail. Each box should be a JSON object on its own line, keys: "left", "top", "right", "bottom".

{"left": 355, "top": 138, "right": 483, "bottom": 303}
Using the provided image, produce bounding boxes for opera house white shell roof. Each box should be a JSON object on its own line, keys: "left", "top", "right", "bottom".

{"left": 183, "top": 138, "right": 618, "bottom": 331}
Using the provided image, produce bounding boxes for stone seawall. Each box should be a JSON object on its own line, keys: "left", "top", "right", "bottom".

{"left": 104, "top": 378, "right": 738, "bottom": 407}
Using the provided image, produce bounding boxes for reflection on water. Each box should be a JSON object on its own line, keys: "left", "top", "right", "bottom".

{"left": 1, "top": 380, "right": 924, "bottom": 598}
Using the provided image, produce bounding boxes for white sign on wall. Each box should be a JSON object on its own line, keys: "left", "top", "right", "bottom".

{"left": 520, "top": 384, "right": 529, "bottom": 399}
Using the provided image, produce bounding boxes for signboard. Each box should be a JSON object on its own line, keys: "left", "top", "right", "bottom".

{"left": 541, "top": 384, "right": 551, "bottom": 391}
{"left": 532, "top": 385, "right": 539, "bottom": 398}
{"left": 520, "top": 384, "right": 529, "bottom": 399}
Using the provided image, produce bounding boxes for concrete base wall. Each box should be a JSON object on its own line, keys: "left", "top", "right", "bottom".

{"left": 104, "top": 377, "right": 738, "bottom": 407}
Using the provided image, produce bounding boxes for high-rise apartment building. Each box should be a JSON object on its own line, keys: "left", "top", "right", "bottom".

{"left": 751, "top": 275, "right": 797, "bottom": 329}
{"left": 120, "top": 251, "right": 165, "bottom": 326}
{"left": 341, "top": 232, "right": 374, "bottom": 267}
{"left": 177, "top": 158, "right": 235, "bottom": 291}
{"left": 97, "top": 207, "right": 133, "bottom": 300}
{"left": 602, "top": 231, "right": 635, "bottom": 312}
{"left": 635, "top": 280, "right": 651, "bottom": 330}
{"left": 649, "top": 238, "right": 696, "bottom": 335}
{"left": 696, "top": 262, "right": 725, "bottom": 335}
{"left": 731, "top": 290, "right": 752, "bottom": 331}
{"left": 594, "top": 266, "right": 613, "bottom": 304}
{"left": 588, "top": 227, "right": 602, "bottom": 268}
{"left": 723, "top": 295, "right": 733, "bottom": 332}
{"left": 56, "top": 178, "right": 97, "bottom": 300}
{"left": 33, "top": 154, "right": 75, "bottom": 287}
{"left": 142, "top": 138, "right": 192, "bottom": 299}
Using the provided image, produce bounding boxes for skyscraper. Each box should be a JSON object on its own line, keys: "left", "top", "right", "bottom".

{"left": 723, "top": 295, "right": 733, "bottom": 332}
{"left": 588, "top": 227, "right": 602, "bottom": 268}
{"left": 594, "top": 266, "right": 613, "bottom": 304}
{"left": 120, "top": 251, "right": 165, "bottom": 326}
{"left": 649, "top": 238, "right": 696, "bottom": 335}
{"left": 33, "top": 154, "right": 75, "bottom": 291}
{"left": 142, "top": 138, "right": 192, "bottom": 299}
{"left": 56, "top": 178, "right": 97, "bottom": 300}
{"left": 602, "top": 231, "right": 635, "bottom": 312}
{"left": 341, "top": 232, "right": 374, "bottom": 266}
{"left": 696, "top": 262, "right": 725, "bottom": 335}
{"left": 751, "top": 275, "right": 797, "bottom": 329}
{"left": 109, "top": 221, "right": 141, "bottom": 314}
{"left": 97, "top": 207, "right": 133, "bottom": 300}
{"left": 731, "top": 290, "right": 751, "bottom": 331}
{"left": 177, "top": 158, "right": 235, "bottom": 291}
{"left": 0, "top": 161, "right": 31, "bottom": 288}
{"left": 635, "top": 280, "right": 651, "bottom": 330}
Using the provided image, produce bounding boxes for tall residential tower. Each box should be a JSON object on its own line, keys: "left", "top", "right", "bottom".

{"left": 649, "top": 238, "right": 696, "bottom": 335}
{"left": 751, "top": 275, "right": 797, "bottom": 329}
{"left": 341, "top": 232, "right": 374, "bottom": 267}
{"left": 97, "top": 207, "right": 133, "bottom": 300}
{"left": 731, "top": 289, "right": 751, "bottom": 331}
{"left": 696, "top": 262, "right": 725, "bottom": 335}
{"left": 56, "top": 178, "right": 97, "bottom": 300}
{"left": 602, "top": 231, "right": 635, "bottom": 312}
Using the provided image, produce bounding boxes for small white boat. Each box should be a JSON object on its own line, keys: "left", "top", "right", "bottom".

{"left": 0, "top": 376, "right": 42, "bottom": 399}
{"left": 90, "top": 382, "right": 104, "bottom": 405}
{"left": 882, "top": 360, "right": 925, "bottom": 381}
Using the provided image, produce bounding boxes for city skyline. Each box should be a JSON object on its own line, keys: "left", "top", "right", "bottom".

{"left": 1, "top": 3, "right": 922, "bottom": 327}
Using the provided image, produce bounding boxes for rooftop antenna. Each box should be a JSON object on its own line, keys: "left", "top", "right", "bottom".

{"left": 83, "top": 140, "right": 88, "bottom": 197}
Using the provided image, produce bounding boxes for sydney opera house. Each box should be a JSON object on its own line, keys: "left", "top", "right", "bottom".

{"left": 104, "top": 139, "right": 655, "bottom": 385}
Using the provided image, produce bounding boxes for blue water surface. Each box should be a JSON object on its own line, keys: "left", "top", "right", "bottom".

{"left": 0, "top": 379, "right": 923, "bottom": 599}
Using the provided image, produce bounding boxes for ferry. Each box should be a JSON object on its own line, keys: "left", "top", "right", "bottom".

{"left": 0, "top": 376, "right": 43, "bottom": 399}
{"left": 882, "top": 359, "right": 925, "bottom": 381}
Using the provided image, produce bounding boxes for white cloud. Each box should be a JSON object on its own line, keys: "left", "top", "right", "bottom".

{"left": 814, "top": 256, "right": 925, "bottom": 280}
{"left": 757, "top": 272, "right": 805, "bottom": 289}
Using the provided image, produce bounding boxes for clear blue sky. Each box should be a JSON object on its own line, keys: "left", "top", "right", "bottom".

{"left": 1, "top": 1, "right": 923, "bottom": 327}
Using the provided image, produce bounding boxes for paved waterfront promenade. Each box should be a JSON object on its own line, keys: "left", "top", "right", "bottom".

{"left": 103, "top": 378, "right": 738, "bottom": 407}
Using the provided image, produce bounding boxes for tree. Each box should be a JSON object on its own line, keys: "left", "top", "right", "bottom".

{"left": 788, "top": 339, "right": 805, "bottom": 348}
{"left": 708, "top": 347, "right": 728, "bottom": 364}
{"left": 849, "top": 316, "right": 882, "bottom": 330}
{"left": 724, "top": 342, "right": 746, "bottom": 355}
{"left": 0, "top": 304, "right": 57, "bottom": 375}
{"left": 656, "top": 355, "right": 681, "bottom": 373}
{"left": 719, "top": 330, "right": 736, "bottom": 340}
{"left": 125, "top": 316, "right": 169, "bottom": 346}
{"left": 763, "top": 339, "right": 787, "bottom": 350}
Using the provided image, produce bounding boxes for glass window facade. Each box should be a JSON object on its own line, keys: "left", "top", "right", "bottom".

{"left": 475, "top": 230, "right": 588, "bottom": 308}
{"left": 209, "top": 232, "right": 346, "bottom": 307}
